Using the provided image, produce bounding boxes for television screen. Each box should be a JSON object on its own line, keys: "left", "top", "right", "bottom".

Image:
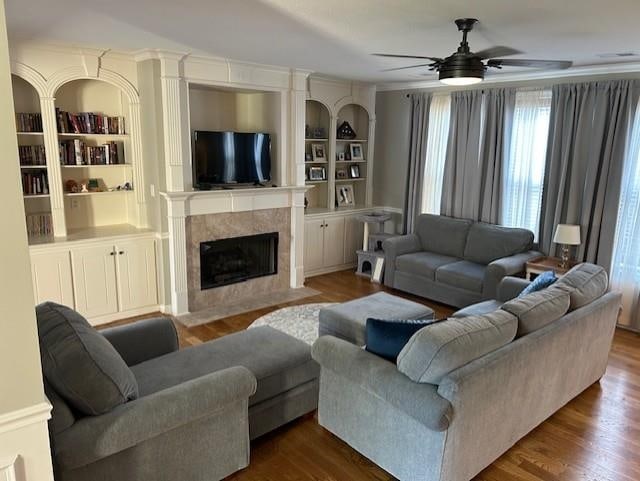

{"left": 193, "top": 131, "right": 271, "bottom": 187}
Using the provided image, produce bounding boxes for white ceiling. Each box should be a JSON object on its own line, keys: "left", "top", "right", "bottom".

{"left": 6, "top": 0, "right": 640, "bottom": 83}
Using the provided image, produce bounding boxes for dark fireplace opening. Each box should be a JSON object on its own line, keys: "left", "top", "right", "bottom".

{"left": 200, "top": 232, "right": 278, "bottom": 290}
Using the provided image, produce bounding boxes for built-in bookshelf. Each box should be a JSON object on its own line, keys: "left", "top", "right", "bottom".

{"left": 304, "top": 99, "right": 372, "bottom": 213}
{"left": 12, "top": 74, "right": 52, "bottom": 238}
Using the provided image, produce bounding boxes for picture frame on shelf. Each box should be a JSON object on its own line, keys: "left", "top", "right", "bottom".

{"left": 313, "top": 127, "right": 326, "bottom": 139}
{"left": 305, "top": 152, "right": 313, "bottom": 163}
{"left": 336, "top": 168, "right": 348, "bottom": 179}
{"left": 337, "top": 152, "right": 345, "bottom": 161}
{"left": 350, "top": 165, "right": 360, "bottom": 179}
{"left": 311, "top": 143, "right": 326, "bottom": 162}
{"left": 309, "top": 166, "right": 326, "bottom": 181}
{"left": 349, "top": 143, "right": 364, "bottom": 161}
{"left": 336, "top": 184, "right": 355, "bottom": 207}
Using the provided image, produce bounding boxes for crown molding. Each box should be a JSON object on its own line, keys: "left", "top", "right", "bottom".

{"left": 376, "top": 61, "right": 640, "bottom": 92}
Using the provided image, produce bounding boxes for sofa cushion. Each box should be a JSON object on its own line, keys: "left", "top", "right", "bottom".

{"left": 395, "top": 251, "right": 460, "bottom": 280}
{"left": 415, "top": 214, "right": 473, "bottom": 258}
{"left": 555, "top": 263, "right": 608, "bottom": 310}
{"left": 451, "top": 299, "right": 503, "bottom": 318}
{"left": 365, "top": 318, "right": 444, "bottom": 362}
{"left": 435, "top": 260, "right": 486, "bottom": 293}
{"left": 397, "top": 310, "right": 517, "bottom": 384}
{"left": 463, "top": 223, "right": 534, "bottom": 265}
{"left": 36, "top": 302, "right": 138, "bottom": 416}
{"left": 501, "top": 286, "right": 570, "bottom": 337}
{"left": 132, "top": 326, "right": 318, "bottom": 406}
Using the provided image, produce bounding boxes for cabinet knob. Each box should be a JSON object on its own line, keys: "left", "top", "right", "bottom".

{"left": 118, "top": 251, "right": 124, "bottom": 255}
{"left": 110, "top": 251, "right": 116, "bottom": 256}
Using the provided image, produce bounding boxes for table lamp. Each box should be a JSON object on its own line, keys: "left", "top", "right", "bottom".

{"left": 553, "top": 224, "right": 581, "bottom": 269}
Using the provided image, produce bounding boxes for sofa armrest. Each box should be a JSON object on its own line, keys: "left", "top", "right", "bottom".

{"left": 100, "top": 317, "right": 179, "bottom": 366}
{"left": 312, "top": 336, "right": 452, "bottom": 431}
{"left": 382, "top": 234, "right": 422, "bottom": 287}
{"left": 483, "top": 251, "right": 542, "bottom": 299}
{"left": 54, "top": 366, "right": 257, "bottom": 470}
{"left": 496, "top": 276, "right": 531, "bottom": 302}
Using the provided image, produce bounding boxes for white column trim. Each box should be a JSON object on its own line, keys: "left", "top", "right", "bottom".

{"left": 0, "top": 401, "right": 52, "bottom": 436}
{"left": 0, "top": 455, "right": 17, "bottom": 481}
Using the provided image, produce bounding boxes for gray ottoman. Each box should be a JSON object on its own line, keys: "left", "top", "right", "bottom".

{"left": 319, "top": 292, "right": 435, "bottom": 345}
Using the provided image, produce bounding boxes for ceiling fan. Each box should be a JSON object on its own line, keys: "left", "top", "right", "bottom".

{"left": 373, "top": 18, "right": 572, "bottom": 85}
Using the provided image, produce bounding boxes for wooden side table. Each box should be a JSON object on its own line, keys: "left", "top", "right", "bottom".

{"left": 525, "top": 256, "right": 577, "bottom": 281}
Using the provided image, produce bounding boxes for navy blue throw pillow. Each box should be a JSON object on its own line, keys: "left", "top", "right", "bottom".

{"left": 519, "top": 270, "right": 557, "bottom": 297}
{"left": 365, "top": 318, "right": 443, "bottom": 362}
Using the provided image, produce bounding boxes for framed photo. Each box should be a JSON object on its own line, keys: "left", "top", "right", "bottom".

{"left": 337, "top": 152, "right": 345, "bottom": 161}
{"left": 305, "top": 152, "right": 313, "bottom": 163}
{"left": 336, "top": 184, "right": 355, "bottom": 207}
{"left": 336, "top": 168, "right": 348, "bottom": 179}
{"left": 349, "top": 143, "right": 364, "bottom": 161}
{"left": 309, "top": 166, "right": 326, "bottom": 181}
{"left": 350, "top": 165, "right": 360, "bottom": 178}
{"left": 311, "top": 143, "right": 326, "bottom": 162}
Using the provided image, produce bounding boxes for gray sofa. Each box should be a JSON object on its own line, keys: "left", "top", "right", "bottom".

{"left": 312, "top": 263, "right": 619, "bottom": 481}
{"left": 383, "top": 214, "right": 542, "bottom": 307}
{"left": 37, "top": 303, "right": 318, "bottom": 481}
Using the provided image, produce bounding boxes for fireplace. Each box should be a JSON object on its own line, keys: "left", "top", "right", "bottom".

{"left": 200, "top": 232, "right": 279, "bottom": 290}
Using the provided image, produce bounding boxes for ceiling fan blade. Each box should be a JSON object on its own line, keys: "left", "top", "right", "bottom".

{"left": 474, "top": 46, "right": 523, "bottom": 59}
{"left": 488, "top": 58, "right": 572, "bottom": 69}
{"left": 373, "top": 53, "right": 443, "bottom": 62}
{"left": 382, "top": 63, "right": 438, "bottom": 72}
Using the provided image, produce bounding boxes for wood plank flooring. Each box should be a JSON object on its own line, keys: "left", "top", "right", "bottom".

{"left": 109, "top": 270, "right": 640, "bottom": 481}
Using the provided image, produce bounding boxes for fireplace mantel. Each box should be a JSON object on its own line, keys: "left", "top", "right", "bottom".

{"left": 161, "top": 186, "right": 309, "bottom": 315}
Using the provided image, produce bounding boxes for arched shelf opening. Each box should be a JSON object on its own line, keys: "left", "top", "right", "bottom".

{"left": 305, "top": 99, "right": 331, "bottom": 210}
{"left": 335, "top": 103, "right": 370, "bottom": 208}
{"left": 12, "top": 74, "right": 52, "bottom": 239}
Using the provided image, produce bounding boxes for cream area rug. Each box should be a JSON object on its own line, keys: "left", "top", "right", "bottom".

{"left": 248, "top": 302, "right": 335, "bottom": 345}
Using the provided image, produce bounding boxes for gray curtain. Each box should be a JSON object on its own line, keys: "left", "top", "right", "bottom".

{"left": 403, "top": 92, "right": 432, "bottom": 233}
{"left": 539, "top": 80, "right": 640, "bottom": 269}
{"left": 440, "top": 88, "right": 515, "bottom": 222}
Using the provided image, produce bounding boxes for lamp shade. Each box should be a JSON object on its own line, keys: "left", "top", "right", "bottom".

{"left": 553, "top": 224, "right": 581, "bottom": 245}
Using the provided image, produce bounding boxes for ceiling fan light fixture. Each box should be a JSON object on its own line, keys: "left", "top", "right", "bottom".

{"left": 439, "top": 76, "right": 483, "bottom": 86}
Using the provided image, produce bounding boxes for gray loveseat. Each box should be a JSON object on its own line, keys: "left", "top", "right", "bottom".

{"left": 312, "top": 263, "right": 619, "bottom": 481}
{"left": 383, "top": 214, "right": 542, "bottom": 307}
{"left": 37, "top": 303, "right": 318, "bottom": 481}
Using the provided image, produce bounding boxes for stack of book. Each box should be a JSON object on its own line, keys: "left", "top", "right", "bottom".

{"left": 15, "top": 113, "right": 43, "bottom": 132}
{"left": 21, "top": 171, "right": 49, "bottom": 195}
{"left": 26, "top": 213, "right": 53, "bottom": 238}
{"left": 55, "top": 109, "right": 125, "bottom": 135}
{"left": 59, "top": 140, "right": 125, "bottom": 165}
{"left": 19, "top": 145, "right": 47, "bottom": 166}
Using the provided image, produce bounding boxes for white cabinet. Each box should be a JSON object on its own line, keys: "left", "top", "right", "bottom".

{"left": 115, "top": 239, "right": 158, "bottom": 311}
{"left": 30, "top": 251, "right": 75, "bottom": 306}
{"left": 304, "top": 211, "right": 369, "bottom": 277}
{"left": 31, "top": 235, "right": 159, "bottom": 325}
{"left": 71, "top": 245, "right": 120, "bottom": 319}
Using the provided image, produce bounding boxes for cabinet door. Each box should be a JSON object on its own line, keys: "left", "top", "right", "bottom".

{"left": 31, "top": 250, "right": 74, "bottom": 307}
{"left": 344, "top": 215, "right": 364, "bottom": 264}
{"left": 71, "top": 245, "right": 119, "bottom": 319}
{"left": 115, "top": 239, "right": 158, "bottom": 311}
{"left": 323, "top": 217, "right": 346, "bottom": 268}
{"left": 304, "top": 218, "right": 325, "bottom": 273}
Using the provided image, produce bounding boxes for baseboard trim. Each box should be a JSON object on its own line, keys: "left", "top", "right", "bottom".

{"left": 88, "top": 305, "right": 162, "bottom": 326}
{"left": 0, "top": 401, "right": 52, "bottom": 436}
{"left": 305, "top": 263, "right": 356, "bottom": 278}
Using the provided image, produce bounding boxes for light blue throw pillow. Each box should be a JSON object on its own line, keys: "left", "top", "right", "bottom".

{"left": 519, "top": 270, "right": 557, "bottom": 297}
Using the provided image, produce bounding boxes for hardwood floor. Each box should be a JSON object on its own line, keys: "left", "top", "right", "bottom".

{"left": 110, "top": 270, "right": 640, "bottom": 481}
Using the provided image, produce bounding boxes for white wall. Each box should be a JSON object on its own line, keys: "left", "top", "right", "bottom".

{"left": 0, "top": 0, "right": 54, "bottom": 478}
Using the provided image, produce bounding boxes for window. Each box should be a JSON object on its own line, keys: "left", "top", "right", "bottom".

{"left": 610, "top": 102, "right": 640, "bottom": 327}
{"left": 500, "top": 89, "right": 552, "bottom": 240}
{"left": 421, "top": 94, "right": 451, "bottom": 214}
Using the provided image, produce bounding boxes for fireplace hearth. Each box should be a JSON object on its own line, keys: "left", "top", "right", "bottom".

{"left": 200, "top": 232, "right": 278, "bottom": 290}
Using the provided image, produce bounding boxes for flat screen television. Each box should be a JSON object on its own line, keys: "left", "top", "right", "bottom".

{"left": 193, "top": 130, "right": 271, "bottom": 188}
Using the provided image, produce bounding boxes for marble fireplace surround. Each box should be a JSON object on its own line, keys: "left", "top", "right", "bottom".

{"left": 162, "top": 187, "right": 307, "bottom": 315}
{"left": 186, "top": 209, "right": 290, "bottom": 312}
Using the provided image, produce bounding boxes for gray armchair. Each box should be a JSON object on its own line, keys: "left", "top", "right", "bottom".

{"left": 383, "top": 214, "right": 541, "bottom": 307}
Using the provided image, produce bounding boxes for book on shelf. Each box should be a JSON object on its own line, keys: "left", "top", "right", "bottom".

{"left": 15, "top": 112, "right": 43, "bottom": 133}
{"left": 18, "top": 145, "right": 47, "bottom": 166}
{"left": 21, "top": 171, "right": 49, "bottom": 195}
{"left": 26, "top": 212, "right": 53, "bottom": 238}
{"left": 55, "top": 108, "right": 126, "bottom": 135}
{"left": 59, "top": 140, "right": 125, "bottom": 166}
